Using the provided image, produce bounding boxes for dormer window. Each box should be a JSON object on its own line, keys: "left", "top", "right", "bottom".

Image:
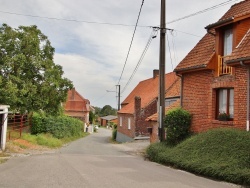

{"left": 223, "top": 28, "right": 233, "bottom": 56}
{"left": 218, "top": 27, "right": 233, "bottom": 76}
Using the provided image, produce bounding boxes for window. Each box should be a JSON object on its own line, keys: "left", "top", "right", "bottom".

{"left": 128, "top": 118, "right": 131, "bottom": 129}
{"left": 223, "top": 28, "right": 233, "bottom": 56}
{"left": 217, "top": 88, "right": 234, "bottom": 119}
{"left": 165, "top": 97, "right": 179, "bottom": 107}
{"left": 120, "top": 117, "right": 122, "bottom": 126}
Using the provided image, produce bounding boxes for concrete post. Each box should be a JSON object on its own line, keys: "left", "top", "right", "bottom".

{"left": 0, "top": 105, "right": 10, "bottom": 151}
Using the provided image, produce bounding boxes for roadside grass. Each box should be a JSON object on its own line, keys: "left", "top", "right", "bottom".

{"left": 0, "top": 152, "right": 10, "bottom": 164}
{"left": 146, "top": 128, "right": 250, "bottom": 186}
{"left": 21, "top": 132, "right": 89, "bottom": 148}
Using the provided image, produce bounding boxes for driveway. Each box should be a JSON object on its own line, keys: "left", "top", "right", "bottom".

{"left": 0, "top": 128, "right": 237, "bottom": 188}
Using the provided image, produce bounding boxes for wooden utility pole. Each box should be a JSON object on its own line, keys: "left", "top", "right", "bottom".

{"left": 158, "top": 0, "right": 166, "bottom": 142}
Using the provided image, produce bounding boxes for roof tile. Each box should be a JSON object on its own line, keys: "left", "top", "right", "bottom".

{"left": 119, "top": 72, "right": 180, "bottom": 114}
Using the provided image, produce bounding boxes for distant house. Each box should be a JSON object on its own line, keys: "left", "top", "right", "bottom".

{"left": 64, "top": 88, "right": 92, "bottom": 123}
{"left": 117, "top": 70, "right": 180, "bottom": 142}
{"left": 174, "top": 0, "right": 250, "bottom": 133}
{"left": 146, "top": 78, "right": 181, "bottom": 143}
{"left": 100, "top": 115, "right": 118, "bottom": 127}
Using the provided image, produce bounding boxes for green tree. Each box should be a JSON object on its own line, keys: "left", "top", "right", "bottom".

{"left": 0, "top": 24, "right": 73, "bottom": 114}
{"left": 100, "top": 105, "right": 117, "bottom": 116}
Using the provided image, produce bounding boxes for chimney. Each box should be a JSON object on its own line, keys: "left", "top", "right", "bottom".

{"left": 134, "top": 96, "right": 141, "bottom": 113}
{"left": 153, "top": 69, "right": 159, "bottom": 78}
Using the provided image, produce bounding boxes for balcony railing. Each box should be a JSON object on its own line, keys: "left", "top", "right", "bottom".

{"left": 218, "top": 55, "right": 232, "bottom": 76}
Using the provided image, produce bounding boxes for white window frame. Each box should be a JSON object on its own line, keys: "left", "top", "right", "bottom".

{"left": 128, "top": 118, "right": 131, "bottom": 130}
{"left": 120, "top": 117, "right": 122, "bottom": 126}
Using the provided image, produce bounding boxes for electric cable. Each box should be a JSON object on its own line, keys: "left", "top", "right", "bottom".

{"left": 0, "top": 10, "right": 149, "bottom": 28}
{"left": 117, "top": 0, "right": 145, "bottom": 85}
{"left": 121, "top": 28, "right": 158, "bottom": 94}
{"left": 166, "top": 31, "right": 174, "bottom": 70}
{"left": 166, "top": 0, "right": 239, "bottom": 25}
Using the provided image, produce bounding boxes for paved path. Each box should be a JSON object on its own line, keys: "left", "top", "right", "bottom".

{"left": 0, "top": 128, "right": 238, "bottom": 188}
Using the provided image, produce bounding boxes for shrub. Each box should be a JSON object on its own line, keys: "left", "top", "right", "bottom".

{"left": 31, "top": 113, "right": 83, "bottom": 139}
{"left": 112, "top": 129, "right": 117, "bottom": 141}
{"left": 30, "top": 113, "right": 46, "bottom": 134}
{"left": 146, "top": 128, "right": 250, "bottom": 186}
{"left": 112, "top": 124, "right": 118, "bottom": 141}
{"left": 164, "top": 108, "right": 191, "bottom": 145}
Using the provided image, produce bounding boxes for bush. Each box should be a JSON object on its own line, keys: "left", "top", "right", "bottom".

{"left": 146, "top": 128, "right": 250, "bottom": 186}
{"left": 164, "top": 108, "right": 191, "bottom": 145}
{"left": 112, "top": 129, "right": 117, "bottom": 141}
{"left": 30, "top": 113, "right": 46, "bottom": 134}
{"left": 31, "top": 113, "right": 83, "bottom": 139}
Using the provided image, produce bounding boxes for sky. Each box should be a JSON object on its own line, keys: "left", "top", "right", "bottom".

{"left": 0, "top": 0, "right": 243, "bottom": 109}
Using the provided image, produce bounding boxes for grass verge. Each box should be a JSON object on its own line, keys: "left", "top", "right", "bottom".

{"left": 146, "top": 128, "right": 250, "bottom": 186}
{"left": 21, "top": 132, "right": 89, "bottom": 148}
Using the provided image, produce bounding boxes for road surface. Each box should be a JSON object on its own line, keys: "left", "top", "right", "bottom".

{"left": 0, "top": 128, "right": 237, "bottom": 188}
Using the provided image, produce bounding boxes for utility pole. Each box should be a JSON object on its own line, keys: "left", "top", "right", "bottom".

{"left": 158, "top": 0, "right": 166, "bottom": 142}
{"left": 107, "top": 85, "right": 121, "bottom": 111}
{"left": 116, "top": 85, "right": 121, "bottom": 111}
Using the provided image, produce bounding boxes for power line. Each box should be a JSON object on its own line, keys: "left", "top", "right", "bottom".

{"left": 166, "top": 0, "right": 240, "bottom": 25}
{"left": 0, "top": 10, "right": 149, "bottom": 28}
{"left": 166, "top": 31, "right": 173, "bottom": 70}
{"left": 0, "top": 0, "right": 236, "bottom": 38}
{"left": 170, "top": 30, "right": 178, "bottom": 67}
{"left": 121, "top": 28, "right": 158, "bottom": 94}
{"left": 117, "top": 0, "right": 145, "bottom": 85}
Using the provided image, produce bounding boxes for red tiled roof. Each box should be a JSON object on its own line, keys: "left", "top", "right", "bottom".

{"left": 220, "top": 0, "right": 250, "bottom": 21}
{"left": 146, "top": 99, "right": 180, "bottom": 122}
{"left": 175, "top": 0, "right": 250, "bottom": 73}
{"left": 174, "top": 33, "right": 215, "bottom": 72}
{"left": 225, "top": 29, "right": 250, "bottom": 63}
{"left": 64, "top": 89, "right": 90, "bottom": 112}
{"left": 119, "top": 72, "right": 179, "bottom": 114}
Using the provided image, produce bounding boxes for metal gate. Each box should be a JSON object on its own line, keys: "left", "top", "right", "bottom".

{"left": 7, "top": 114, "right": 30, "bottom": 140}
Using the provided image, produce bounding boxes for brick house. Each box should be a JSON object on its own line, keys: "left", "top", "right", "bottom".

{"left": 146, "top": 80, "right": 181, "bottom": 143}
{"left": 100, "top": 115, "right": 118, "bottom": 127}
{"left": 116, "top": 70, "right": 180, "bottom": 142}
{"left": 174, "top": 0, "right": 250, "bottom": 133}
{"left": 64, "top": 88, "right": 92, "bottom": 123}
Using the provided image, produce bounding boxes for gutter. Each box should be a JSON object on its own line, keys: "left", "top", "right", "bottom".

{"left": 174, "top": 64, "right": 207, "bottom": 73}
{"left": 205, "top": 17, "right": 234, "bottom": 37}
{"left": 225, "top": 57, "right": 250, "bottom": 65}
{"left": 205, "top": 17, "right": 234, "bottom": 30}
{"left": 176, "top": 74, "right": 183, "bottom": 107}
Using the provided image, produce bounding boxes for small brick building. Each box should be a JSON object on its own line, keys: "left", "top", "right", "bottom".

{"left": 174, "top": 0, "right": 250, "bottom": 133}
{"left": 117, "top": 70, "right": 180, "bottom": 142}
{"left": 64, "top": 88, "right": 91, "bottom": 123}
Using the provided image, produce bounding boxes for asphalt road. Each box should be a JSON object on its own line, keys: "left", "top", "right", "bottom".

{"left": 0, "top": 128, "right": 238, "bottom": 188}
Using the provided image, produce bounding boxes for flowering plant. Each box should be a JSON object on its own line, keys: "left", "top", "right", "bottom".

{"left": 218, "top": 112, "right": 230, "bottom": 121}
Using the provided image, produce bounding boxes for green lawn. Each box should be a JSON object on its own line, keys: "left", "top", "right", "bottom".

{"left": 146, "top": 128, "right": 250, "bottom": 186}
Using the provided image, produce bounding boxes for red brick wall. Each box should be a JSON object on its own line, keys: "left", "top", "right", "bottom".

{"left": 148, "top": 121, "right": 159, "bottom": 143}
{"left": 182, "top": 67, "right": 248, "bottom": 133}
{"left": 117, "top": 98, "right": 157, "bottom": 139}
{"left": 182, "top": 70, "right": 212, "bottom": 132}
{"left": 135, "top": 99, "right": 157, "bottom": 136}
{"left": 117, "top": 113, "right": 135, "bottom": 138}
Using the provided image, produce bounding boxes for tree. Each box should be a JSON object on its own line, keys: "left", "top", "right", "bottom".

{"left": 100, "top": 105, "right": 117, "bottom": 116}
{"left": 0, "top": 24, "right": 73, "bottom": 114}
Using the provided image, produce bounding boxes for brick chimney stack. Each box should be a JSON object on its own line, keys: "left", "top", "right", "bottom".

{"left": 153, "top": 69, "right": 159, "bottom": 78}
